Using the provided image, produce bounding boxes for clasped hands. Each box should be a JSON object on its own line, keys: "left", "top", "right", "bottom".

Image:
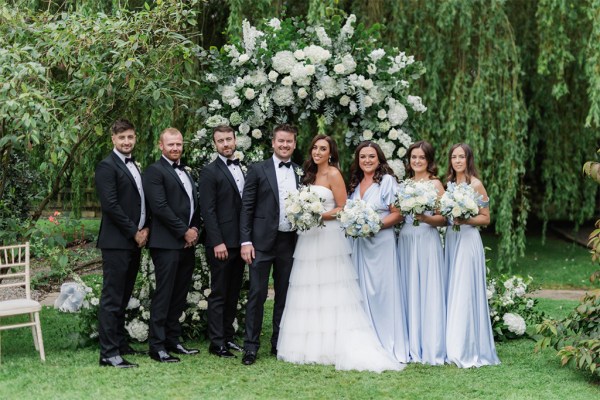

{"left": 184, "top": 227, "right": 199, "bottom": 248}
{"left": 134, "top": 228, "right": 149, "bottom": 248}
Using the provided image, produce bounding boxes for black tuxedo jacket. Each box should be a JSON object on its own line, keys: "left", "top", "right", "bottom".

{"left": 95, "top": 152, "right": 146, "bottom": 250}
{"left": 143, "top": 157, "right": 201, "bottom": 249}
{"left": 239, "top": 158, "right": 300, "bottom": 252}
{"left": 198, "top": 158, "right": 243, "bottom": 249}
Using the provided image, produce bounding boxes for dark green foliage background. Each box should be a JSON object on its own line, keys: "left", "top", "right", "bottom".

{"left": 1, "top": 0, "right": 599, "bottom": 270}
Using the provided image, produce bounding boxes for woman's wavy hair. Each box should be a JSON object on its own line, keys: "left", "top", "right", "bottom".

{"left": 302, "top": 134, "right": 340, "bottom": 185}
{"left": 405, "top": 140, "right": 439, "bottom": 180}
{"left": 348, "top": 141, "right": 396, "bottom": 195}
{"left": 446, "top": 143, "right": 478, "bottom": 184}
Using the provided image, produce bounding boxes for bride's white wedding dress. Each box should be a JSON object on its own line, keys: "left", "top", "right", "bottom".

{"left": 277, "top": 185, "right": 404, "bottom": 372}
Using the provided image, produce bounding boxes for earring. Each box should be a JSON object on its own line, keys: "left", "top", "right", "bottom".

{"left": 328, "top": 156, "right": 332, "bottom": 164}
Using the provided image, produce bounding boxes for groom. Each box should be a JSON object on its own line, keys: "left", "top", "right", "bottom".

{"left": 240, "top": 124, "right": 300, "bottom": 365}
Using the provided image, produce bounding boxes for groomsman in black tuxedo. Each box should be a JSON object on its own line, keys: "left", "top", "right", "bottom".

{"left": 198, "top": 125, "right": 245, "bottom": 359}
{"left": 240, "top": 124, "right": 300, "bottom": 365}
{"left": 95, "top": 118, "right": 149, "bottom": 368}
{"left": 143, "top": 127, "right": 201, "bottom": 363}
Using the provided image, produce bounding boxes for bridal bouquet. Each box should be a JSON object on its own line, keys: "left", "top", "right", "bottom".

{"left": 284, "top": 186, "right": 325, "bottom": 231}
{"left": 395, "top": 179, "right": 439, "bottom": 226}
{"left": 337, "top": 199, "right": 382, "bottom": 238}
{"left": 439, "top": 182, "right": 483, "bottom": 231}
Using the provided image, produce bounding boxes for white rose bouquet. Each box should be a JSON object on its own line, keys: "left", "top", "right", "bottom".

{"left": 284, "top": 186, "right": 326, "bottom": 232}
{"left": 395, "top": 179, "right": 438, "bottom": 226}
{"left": 439, "top": 182, "right": 482, "bottom": 231}
{"left": 337, "top": 199, "right": 382, "bottom": 238}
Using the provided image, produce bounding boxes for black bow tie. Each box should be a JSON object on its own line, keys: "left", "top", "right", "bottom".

{"left": 124, "top": 157, "right": 135, "bottom": 164}
{"left": 279, "top": 161, "right": 292, "bottom": 168}
{"left": 227, "top": 158, "right": 240, "bottom": 166}
{"left": 172, "top": 162, "right": 186, "bottom": 171}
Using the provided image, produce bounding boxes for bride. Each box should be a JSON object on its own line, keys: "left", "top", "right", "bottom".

{"left": 276, "top": 134, "right": 403, "bottom": 372}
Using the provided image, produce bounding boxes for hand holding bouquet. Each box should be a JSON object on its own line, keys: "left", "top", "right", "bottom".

{"left": 439, "top": 182, "right": 483, "bottom": 231}
{"left": 284, "top": 186, "right": 325, "bottom": 232}
{"left": 395, "top": 179, "right": 439, "bottom": 226}
{"left": 337, "top": 199, "right": 383, "bottom": 238}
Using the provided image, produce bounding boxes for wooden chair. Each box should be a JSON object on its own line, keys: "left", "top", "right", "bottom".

{"left": 0, "top": 242, "right": 45, "bottom": 361}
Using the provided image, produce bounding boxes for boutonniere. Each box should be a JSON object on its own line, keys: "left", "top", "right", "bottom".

{"left": 241, "top": 165, "right": 248, "bottom": 174}
{"left": 135, "top": 161, "right": 142, "bottom": 171}
{"left": 184, "top": 166, "right": 192, "bottom": 173}
{"left": 295, "top": 167, "right": 304, "bottom": 177}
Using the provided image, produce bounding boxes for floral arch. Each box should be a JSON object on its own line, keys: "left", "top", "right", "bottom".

{"left": 189, "top": 13, "right": 427, "bottom": 179}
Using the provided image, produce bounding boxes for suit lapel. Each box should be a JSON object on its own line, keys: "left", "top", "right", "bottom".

{"left": 292, "top": 162, "right": 301, "bottom": 188}
{"left": 111, "top": 152, "right": 139, "bottom": 193}
{"left": 161, "top": 157, "right": 188, "bottom": 194}
{"left": 216, "top": 159, "right": 240, "bottom": 197}
{"left": 264, "top": 159, "right": 280, "bottom": 207}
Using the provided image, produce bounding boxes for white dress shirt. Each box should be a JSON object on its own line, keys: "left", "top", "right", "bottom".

{"left": 218, "top": 154, "right": 244, "bottom": 197}
{"left": 113, "top": 149, "right": 146, "bottom": 229}
{"left": 273, "top": 155, "right": 297, "bottom": 232}
{"left": 162, "top": 155, "right": 194, "bottom": 225}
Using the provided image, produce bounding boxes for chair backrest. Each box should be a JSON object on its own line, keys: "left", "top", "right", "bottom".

{"left": 0, "top": 242, "right": 31, "bottom": 300}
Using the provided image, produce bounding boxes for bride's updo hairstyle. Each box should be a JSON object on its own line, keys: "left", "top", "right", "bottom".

{"left": 446, "top": 142, "right": 478, "bottom": 184}
{"left": 348, "top": 141, "right": 396, "bottom": 195}
{"left": 302, "top": 134, "right": 340, "bottom": 185}
{"left": 405, "top": 140, "right": 439, "bottom": 180}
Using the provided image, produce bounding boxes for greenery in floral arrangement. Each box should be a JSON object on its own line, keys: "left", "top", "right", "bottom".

{"left": 486, "top": 273, "right": 544, "bottom": 341}
{"left": 190, "top": 12, "right": 427, "bottom": 177}
{"left": 65, "top": 250, "right": 248, "bottom": 345}
{"left": 535, "top": 291, "right": 600, "bottom": 378}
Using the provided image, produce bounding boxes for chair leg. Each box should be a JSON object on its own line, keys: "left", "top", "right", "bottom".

{"left": 31, "top": 313, "right": 39, "bottom": 351}
{"left": 33, "top": 312, "right": 45, "bottom": 362}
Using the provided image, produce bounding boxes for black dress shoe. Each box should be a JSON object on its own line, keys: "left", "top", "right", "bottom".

{"left": 242, "top": 351, "right": 257, "bottom": 365}
{"left": 166, "top": 344, "right": 199, "bottom": 355}
{"left": 226, "top": 341, "right": 243, "bottom": 352}
{"left": 149, "top": 350, "right": 180, "bottom": 363}
{"left": 271, "top": 346, "right": 277, "bottom": 356}
{"left": 209, "top": 345, "right": 236, "bottom": 358}
{"left": 99, "top": 355, "right": 138, "bottom": 368}
{"left": 120, "top": 346, "right": 147, "bottom": 356}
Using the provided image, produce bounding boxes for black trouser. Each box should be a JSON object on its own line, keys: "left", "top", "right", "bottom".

{"left": 206, "top": 247, "right": 245, "bottom": 347}
{"left": 98, "top": 248, "right": 141, "bottom": 358}
{"left": 148, "top": 247, "right": 195, "bottom": 352}
{"left": 243, "top": 231, "right": 296, "bottom": 352}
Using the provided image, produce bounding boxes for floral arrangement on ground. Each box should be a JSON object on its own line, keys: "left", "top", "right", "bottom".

{"left": 189, "top": 13, "right": 427, "bottom": 179}
{"left": 68, "top": 249, "right": 248, "bottom": 344}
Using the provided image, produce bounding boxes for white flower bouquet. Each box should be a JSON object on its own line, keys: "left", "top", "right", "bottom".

{"left": 395, "top": 179, "right": 438, "bottom": 226}
{"left": 439, "top": 182, "right": 483, "bottom": 231}
{"left": 337, "top": 199, "right": 382, "bottom": 238}
{"left": 284, "top": 186, "right": 325, "bottom": 231}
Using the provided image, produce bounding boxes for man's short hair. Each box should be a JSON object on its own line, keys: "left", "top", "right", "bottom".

{"left": 272, "top": 124, "right": 298, "bottom": 138}
{"left": 111, "top": 119, "right": 134, "bottom": 135}
{"left": 160, "top": 127, "right": 182, "bottom": 140}
{"left": 213, "top": 125, "right": 235, "bottom": 139}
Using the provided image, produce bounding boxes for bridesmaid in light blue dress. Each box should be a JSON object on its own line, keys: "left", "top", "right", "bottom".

{"left": 444, "top": 143, "right": 500, "bottom": 368}
{"left": 348, "top": 141, "right": 409, "bottom": 363}
{"left": 398, "top": 141, "right": 447, "bottom": 365}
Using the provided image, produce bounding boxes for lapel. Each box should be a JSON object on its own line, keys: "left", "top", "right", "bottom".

{"left": 160, "top": 157, "right": 188, "bottom": 195}
{"left": 215, "top": 158, "right": 240, "bottom": 197}
{"left": 292, "top": 162, "right": 301, "bottom": 188}
{"left": 264, "top": 158, "right": 280, "bottom": 207}
{"left": 111, "top": 152, "right": 139, "bottom": 194}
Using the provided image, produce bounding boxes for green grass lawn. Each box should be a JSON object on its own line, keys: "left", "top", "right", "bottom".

{"left": 1, "top": 299, "right": 598, "bottom": 400}
{"left": 482, "top": 232, "right": 598, "bottom": 289}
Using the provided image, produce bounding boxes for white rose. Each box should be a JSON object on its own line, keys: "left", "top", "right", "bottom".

{"left": 198, "top": 300, "right": 208, "bottom": 310}
{"left": 367, "top": 63, "right": 377, "bottom": 74}
{"left": 268, "top": 70, "right": 279, "bottom": 82}
{"left": 362, "top": 130, "right": 374, "bottom": 140}
{"left": 364, "top": 96, "right": 373, "bottom": 107}
{"left": 349, "top": 101, "right": 358, "bottom": 114}
{"left": 293, "top": 49, "right": 305, "bottom": 60}
{"left": 305, "top": 65, "right": 316, "bottom": 75}
{"left": 281, "top": 76, "right": 293, "bottom": 86}
{"left": 334, "top": 63, "right": 345, "bottom": 74}
{"left": 315, "top": 90, "right": 326, "bottom": 100}
{"left": 396, "top": 147, "right": 407, "bottom": 158}
{"left": 339, "top": 95, "right": 351, "bottom": 106}
{"left": 238, "top": 54, "right": 250, "bottom": 64}
{"left": 244, "top": 88, "right": 256, "bottom": 100}
{"left": 388, "top": 128, "right": 399, "bottom": 140}
{"left": 251, "top": 129, "right": 262, "bottom": 139}
{"left": 297, "top": 88, "right": 308, "bottom": 99}
{"left": 377, "top": 109, "right": 387, "bottom": 120}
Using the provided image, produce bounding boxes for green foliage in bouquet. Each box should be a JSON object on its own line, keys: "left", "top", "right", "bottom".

{"left": 66, "top": 250, "right": 248, "bottom": 346}
{"left": 190, "top": 12, "right": 427, "bottom": 178}
{"left": 486, "top": 274, "right": 544, "bottom": 341}
{"left": 536, "top": 291, "right": 600, "bottom": 378}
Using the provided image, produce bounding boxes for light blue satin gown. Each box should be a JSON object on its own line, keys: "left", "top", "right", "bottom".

{"left": 349, "top": 174, "right": 409, "bottom": 363}
{"left": 445, "top": 198, "right": 500, "bottom": 368}
{"left": 398, "top": 211, "right": 446, "bottom": 365}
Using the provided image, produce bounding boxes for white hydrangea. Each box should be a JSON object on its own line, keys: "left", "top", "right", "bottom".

{"left": 341, "top": 14, "right": 357, "bottom": 37}
{"left": 320, "top": 76, "right": 341, "bottom": 97}
{"left": 407, "top": 95, "right": 427, "bottom": 113}
{"left": 206, "top": 73, "right": 218, "bottom": 83}
{"left": 293, "top": 49, "right": 305, "bottom": 60}
{"left": 272, "top": 86, "right": 295, "bottom": 106}
{"left": 208, "top": 100, "right": 222, "bottom": 111}
{"left": 90, "top": 297, "right": 99, "bottom": 306}
{"left": 239, "top": 123, "right": 250, "bottom": 135}
{"left": 387, "top": 102, "right": 408, "bottom": 126}
{"left": 229, "top": 112, "right": 242, "bottom": 126}
{"left": 349, "top": 101, "right": 358, "bottom": 115}
{"left": 303, "top": 45, "right": 331, "bottom": 64}
{"left": 206, "top": 115, "right": 229, "bottom": 128}
{"left": 126, "top": 297, "right": 140, "bottom": 310}
{"left": 267, "top": 18, "right": 281, "bottom": 30}
{"left": 369, "top": 48, "right": 385, "bottom": 62}
{"left": 125, "top": 319, "right": 149, "bottom": 342}
{"left": 224, "top": 44, "right": 240, "bottom": 59}
{"left": 341, "top": 54, "right": 357, "bottom": 74}
{"left": 398, "top": 129, "right": 412, "bottom": 148}
{"left": 272, "top": 51, "right": 297, "bottom": 74}
{"left": 290, "top": 64, "right": 313, "bottom": 86}
{"left": 375, "top": 138, "right": 395, "bottom": 159}
{"left": 388, "top": 159, "right": 406, "bottom": 179}
{"left": 244, "top": 69, "right": 268, "bottom": 87}
{"left": 233, "top": 151, "right": 245, "bottom": 161}
{"left": 187, "top": 291, "right": 201, "bottom": 304}
{"left": 238, "top": 54, "right": 250, "bottom": 64}
{"left": 503, "top": 313, "right": 526, "bottom": 336}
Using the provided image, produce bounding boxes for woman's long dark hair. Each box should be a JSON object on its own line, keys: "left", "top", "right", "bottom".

{"left": 348, "top": 141, "right": 396, "bottom": 195}
{"left": 302, "top": 134, "right": 340, "bottom": 185}
{"left": 446, "top": 143, "right": 478, "bottom": 184}
{"left": 405, "top": 140, "right": 439, "bottom": 179}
